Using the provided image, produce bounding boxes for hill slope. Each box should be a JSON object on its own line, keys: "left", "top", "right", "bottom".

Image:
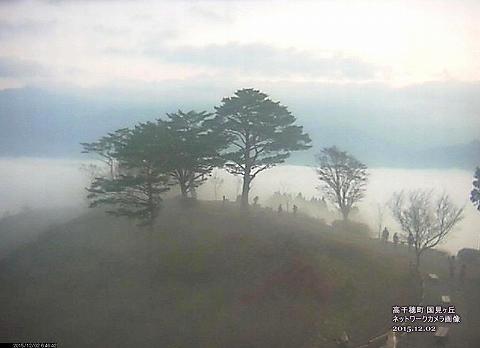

{"left": 0, "top": 202, "right": 417, "bottom": 348}
{"left": 0, "top": 207, "right": 82, "bottom": 260}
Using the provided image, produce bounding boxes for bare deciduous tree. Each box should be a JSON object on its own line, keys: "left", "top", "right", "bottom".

{"left": 316, "top": 146, "right": 368, "bottom": 221}
{"left": 81, "top": 128, "right": 130, "bottom": 180}
{"left": 390, "top": 190, "right": 464, "bottom": 272}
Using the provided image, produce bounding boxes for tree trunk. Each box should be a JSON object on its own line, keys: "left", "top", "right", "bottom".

{"left": 415, "top": 250, "right": 421, "bottom": 273}
{"left": 341, "top": 208, "right": 349, "bottom": 221}
{"left": 241, "top": 174, "right": 250, "bottom": 209}
{"left": 179, "top": 180, "right": 188, "bottom": 200}
{"left": 188, "top": 175, "right": 197, "bottom": 200}
{"left": 190, "top": 186, "right": 197, "bottom": 199}
{"left": 242, "top": 133, "right": 252, "bottom": 210}
{"left": 146, "top": 220, "right": 155, "bottom": 307}
{"left": 146, "top": 174, "right": 155, "bottom": 305}
{"left": 110, "top": 162, "right": 114, "bottom": 180}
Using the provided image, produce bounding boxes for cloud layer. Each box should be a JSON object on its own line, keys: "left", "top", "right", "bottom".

{"left": 143, "top": 43, "right": 382, "bottom": 80}
{"left": 0, "top": 0, "right": 479, "bottom": 88}
{"left": 0, "top": 0, "right": 478, "bottom": 152}
{"left": 0, "top": 57, "right": 50, "bottom": 78}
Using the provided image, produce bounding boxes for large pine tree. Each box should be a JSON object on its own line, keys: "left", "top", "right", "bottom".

{"left": 213, "top": 88, "right": 311, "bottom": 208}
{"left": 163, "top": 110, "right": 227, "bottom": 200}
{"left": 86, "top": 122, "right": 172, "bottom": 227}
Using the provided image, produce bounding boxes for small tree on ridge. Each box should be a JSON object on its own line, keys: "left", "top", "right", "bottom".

{"left": 316, "top": 146, "right": 368, "bottom": 221}
{"left": 390, "top": 190, "right": 463, "bottom": 272}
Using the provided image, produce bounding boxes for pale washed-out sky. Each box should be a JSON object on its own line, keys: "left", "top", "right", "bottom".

{"left": 1, "top": 0, "right": 479, "bottom": 88}
{"left": 0, "top": 0, "right": 479, "bottom": 150}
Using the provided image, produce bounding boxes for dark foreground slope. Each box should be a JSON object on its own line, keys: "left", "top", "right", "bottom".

{"left": 0, "top": 202, "right": 417, "bottom": 348}
{"left": 0, "top": 207, "right": 82, "bottom": 260}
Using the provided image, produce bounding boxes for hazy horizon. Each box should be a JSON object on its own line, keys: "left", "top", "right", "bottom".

{"left": 1, "top": 0, "right": 479, "bottom": 164}
{"left": 1, "top": 157, "right": 478, "bottom": 254}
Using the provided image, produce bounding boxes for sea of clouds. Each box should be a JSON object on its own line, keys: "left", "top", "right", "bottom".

{"left": 0, "top": 158, "right": 478, "bottom": 254}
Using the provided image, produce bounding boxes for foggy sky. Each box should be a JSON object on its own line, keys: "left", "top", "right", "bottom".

{"left": 0, "top": 0, "right": 479, "bottom": 150}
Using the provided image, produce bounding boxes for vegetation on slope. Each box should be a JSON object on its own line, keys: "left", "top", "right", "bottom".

{"left": 0, "top": 202, "right": 418, "bottom": 348}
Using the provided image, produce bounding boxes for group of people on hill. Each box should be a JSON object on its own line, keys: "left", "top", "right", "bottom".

{"left": 381, "top": 227, "right": 415, "bottom": 249}
{"left": 221, "top": 191, "right": 304, "bottom": 219}
{"left": 381, "top": 228, "right": 469, "bottom": 284}
{"left": 381, "top": 227, "right": 399, "bottom": 245}
{"left": 277, "top": 203, "right": 299, "bottom": 216}
{"left": 267, "top": 192, "right": 328, "bottom": 216}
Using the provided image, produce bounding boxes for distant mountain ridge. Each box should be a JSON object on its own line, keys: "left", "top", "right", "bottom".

{"left": 414, "top": 140, "right": 480, "bottom": 169}
{"left": 288, "top": 139, "right": 480, "bottom": 170}
{"left": 0, "top": 87, "right": 478, "bottom": 169}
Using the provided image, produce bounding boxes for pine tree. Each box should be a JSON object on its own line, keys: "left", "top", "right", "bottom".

{"left": 86, "top": 122, "right": 172, "bottom": 227}
{"left": 163, "top": 110, "right": 227, "bottom": 200}
{"left": 213, "top": 88, "right": 311, "bottom": 208}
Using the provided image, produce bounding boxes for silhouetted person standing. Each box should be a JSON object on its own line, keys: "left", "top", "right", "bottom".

{"left": 382, "top": 227, "right": 389, "bottom": 243}
{"left": 278, "top": 204, "right": 283, "bottom": 214}
{"left": 293, "top": 204, "right": 298, "bottom": 216}
{"left": 393, "top": 232, "right": 399, "bottom": 246}
{"left": 407, "top": 232, "right": 414, "bottom": 250}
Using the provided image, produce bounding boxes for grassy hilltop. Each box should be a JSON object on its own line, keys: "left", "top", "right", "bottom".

{"left": 0, "top": 202, "right": 419, "bottom": 348}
